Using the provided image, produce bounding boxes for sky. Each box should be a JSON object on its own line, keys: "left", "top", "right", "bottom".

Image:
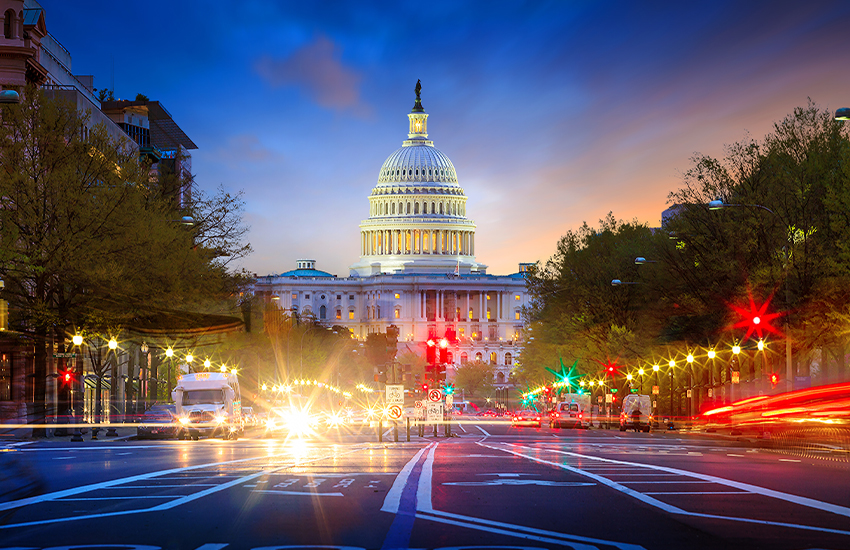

{"left": 39, "top": 0, "right": 850, "bottom": 277}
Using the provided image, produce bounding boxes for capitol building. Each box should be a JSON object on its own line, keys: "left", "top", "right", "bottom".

{"left": 254, "top": 84, "right": 530, "bottom": 386}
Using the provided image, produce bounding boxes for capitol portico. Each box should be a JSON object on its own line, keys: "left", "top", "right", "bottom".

{"left": 254, "top": 83, "right": 529, "bottom": 386}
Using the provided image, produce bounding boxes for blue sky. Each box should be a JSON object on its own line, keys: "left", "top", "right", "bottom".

{"left": 40, "top": 0, "right": 850, "bottom": 277}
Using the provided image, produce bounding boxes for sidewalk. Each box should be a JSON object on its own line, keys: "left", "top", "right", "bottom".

{"left": 1, "top": 425, "right": 138, "bottom": 443}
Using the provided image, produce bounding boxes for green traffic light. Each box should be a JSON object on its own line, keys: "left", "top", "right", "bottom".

{"left": 444, "top": 384, "right": 455, "bottom": 395}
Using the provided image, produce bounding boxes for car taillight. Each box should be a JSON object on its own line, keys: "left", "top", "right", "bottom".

{"left": 579, "top": 413, "right": 583, "bottom": 419}
{"left": 553, "top": 413, "right": 559, "bottom": 418}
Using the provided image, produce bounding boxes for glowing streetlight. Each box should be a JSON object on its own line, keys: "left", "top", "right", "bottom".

{"left": 686, "top": 354, "right": 694, "bottom": 364}
{"left": 732, "top": 345, "right": 741, "bottom": 355}
{"left": 261, "top": 383, "right": 268, "bottom": 391}
{"left": 757, "top": 339, "right": 765, "bottom": 351}
{"left": 203, "top": 359, "right": 211, "bottom": 369}
{"left": 220, "top": 365, "right": 227, "bottom": 373}
{"left": 668, "top": 360, "right": 675, "bottom": 368}
{"left": 72, "top": 334, "right": 83, "bottom": 346}
{"left": 707, "top": 350, "right": 716, "bottom": 359}
{"left": 638, "top": 368, "right": 645, "bottom": 376}
{"left": 108, "top": 338, "right": 118, "bottom": 350}
{"left": 626, "top": 373, "right": 633, "bottom": 381}
{"left": 652, "top": 364, "right": 660, "bottom": 372}
{"left": 165, "top": 348, "right": 174, "bottom": 358}
{"left": 185, "top": 354, "right": 194, "bottom": 363}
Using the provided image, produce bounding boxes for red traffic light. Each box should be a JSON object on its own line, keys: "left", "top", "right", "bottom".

{"left": 64, "top": 372, "right": 71, "bottom": 382}
{"left": 439, "top": 338, "right": 449, "bottom": 349}
{"left": 770, "top": 373, "right": 779, "bottom": 386}
{"left": 426, "top": 339, "right": 436, "bottom": 347}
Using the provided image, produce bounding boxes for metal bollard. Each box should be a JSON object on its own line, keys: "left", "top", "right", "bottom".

{"left": 378, "top": 420, "right": 383, "bottom": 442}
{"left": 406, "top": 417, "right": 411, "bottom": 442}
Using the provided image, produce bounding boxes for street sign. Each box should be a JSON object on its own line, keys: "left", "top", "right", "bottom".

{"left": 385, "top": 384, "right": 404, "bottom": 404}
{"left": 426, "top": 402, "right": 442, "bottom": 422}
{"left": 686, "top": 389, "right": 692, "bottom": 398}
{"left": 387, "top": 404, "right": 403, "bottom": 420}
{"left": 731, "top": 371, "right": 740, "bottom": 384}
{"left": 53, "top": 353, "right": 76, "bottom": 358}
{"left": 605, "top": 393, "right": 613, "bottom": 403}
{"left": 428, "top": 388, "right": 443, "bottom": 402}
{"left": 707, "top": 388, "right": 713, "bottom": 398}
{"left": 597, "top": 395, "right": 602, "bottom": 403}
{"left": 445, "top": 394, "right": 454, "bottom": 408}
{"left": 652, "top": 385, "right": 659, "bottom": 395}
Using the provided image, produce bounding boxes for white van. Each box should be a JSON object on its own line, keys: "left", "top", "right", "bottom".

{"left": 620, "top": 394, "right": 652, "bottom": 432}
{"left": 172, "top": 372, "right": 243, "bottom": 440}
{"left": 550, "top": 393, "right": 590, "bottom": 429}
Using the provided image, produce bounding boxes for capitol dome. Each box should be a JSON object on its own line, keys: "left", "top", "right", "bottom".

{"left": 350, "top": 82, "right": 486, "bottom": 277}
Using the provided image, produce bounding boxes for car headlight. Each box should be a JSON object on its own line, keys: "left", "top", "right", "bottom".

{"left": 266, "top": 419, "right": 277, "bottom": 430}
{"left": 215, "top": 415, "right": 226, "bottom": 424}
{"left": 179, "top": 417, "right": 190, "bottom": 425}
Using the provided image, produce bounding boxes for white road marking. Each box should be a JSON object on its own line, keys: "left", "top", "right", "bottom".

{"left": 779, "top": 458, "right": 801, "bottom": 463}
{"left": 57, "top": 495, "right": 181, "bottom": 500}
{"left": 104, "top": 484, "right": 219, "bottom": 488}
{"left": 415, "top": 443, "right": 437, "bottom": 512}
{"left": 458, "top": 422, "right": 467, "bottom": 432}
{"left": 643, "top": 491, "right": 750, "bottom": 495}
{"left": 475, "top": 425, "right": 491, "bottom": 436}
{"left": 253, "top": 490, "right": 344, "bottom": 497}
{"left": 490, "top": 442, "right": 850, "bottom": 535}
{"left": 52, "top": 456, "right": 74, "bottom": 460}
{"left": 618, "top": 480, "right": 714, "bottom": 484}
{"left": 727, "top": 454, "right": 746, "bottom": 457}
{"left": 193, "top": 545, "right": 229, "bottom": 550}
{"left": 380, "top": 443, "right": 431, "bottom": 514}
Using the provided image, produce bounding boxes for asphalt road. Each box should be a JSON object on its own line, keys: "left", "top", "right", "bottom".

{"left": 1, "top": 419, "right": 848, "bottom": 550}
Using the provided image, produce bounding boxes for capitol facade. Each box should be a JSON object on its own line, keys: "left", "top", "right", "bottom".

{"left": 254, "top": 84, "right": 529, "bottom": 387}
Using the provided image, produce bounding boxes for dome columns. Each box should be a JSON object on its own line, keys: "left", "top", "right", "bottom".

{"left": 360, "top": 228, "right": 475, "bottom": 257}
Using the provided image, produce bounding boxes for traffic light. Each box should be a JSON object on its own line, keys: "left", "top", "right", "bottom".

{"left": 422, "top": 383, "right": 429, "bottom": 393}
{"left": 444, "top": 384, "right": 455, "bottom": 395}
{"left": 386, "top": 325, "right": 399, "bottom": 358}
{"left": 770, "top": 373, "right": 779, "bottom": 387}
{"left": 426, "top": 338, "right": 436, "bottom": 366}
{"left": 439, "top": 337, "right": 448, "bottom": 364}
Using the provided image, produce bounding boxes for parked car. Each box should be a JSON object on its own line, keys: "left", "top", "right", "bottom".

{"left": 242, "top": 406, "right": 258, "bottom": 427}
{"left": 511, "top": 409, "right": 542, "bottom": 428}
{"left": 136, "top": 404, "right": 178, "bottom": 440}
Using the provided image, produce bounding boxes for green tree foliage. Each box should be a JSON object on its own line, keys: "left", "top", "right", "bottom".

{"left": 0, "top": 88, "right": 249, "bottom": 431}
{"left": 453, "top": 361, "right": 495, "bottom": 397}
{"left": 520, "top": 214, "right": 669, "bottom": 384}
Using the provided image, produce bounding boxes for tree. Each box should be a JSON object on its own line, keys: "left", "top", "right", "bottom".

{"left": 453, "top": 361, "right": 495, "bottom": 397}
{"left": 0, "top": 88, "right": 248, "bottom": 433}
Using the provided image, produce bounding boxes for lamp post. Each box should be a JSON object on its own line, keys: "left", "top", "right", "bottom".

{"left": 668, "top": 359, "right": 675, "bottom": 429}
{"left": 106, "top": 337, "right": 119, "bottom": 436}
{"left": 165, "top": 347, "right": 174, "bottom": 402}
{"left": 652, "top": 363, "right": 660, "bottom": 423}
{"left": 71, "top": 334, "right": 84, "bottom": 442}
{"left": 708, "top": 199, "right": 793, "bottom": 392}
{"left": 140, "top": 342, "right": 149, "bottom": 412}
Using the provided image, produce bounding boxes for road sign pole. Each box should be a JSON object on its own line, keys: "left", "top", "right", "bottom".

{"left": 393, "top": 420, "right": 398, "bottom": 442}
{"left": 406, "top": 417, "right": 410, "bottom": 442}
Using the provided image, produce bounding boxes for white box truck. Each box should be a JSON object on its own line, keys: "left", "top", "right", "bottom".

{"left": 172, "top": 372, "right": 243, "bottom": 440}
{"left": 620, "top": 394, "right": 652, "bottom": 432}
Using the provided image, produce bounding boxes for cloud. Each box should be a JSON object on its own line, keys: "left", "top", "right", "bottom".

{"left": 255, "top": 35, "right": 365, "bottom": 112}
{"left": 205, "top": 133, "right": 274, "bottom": 168}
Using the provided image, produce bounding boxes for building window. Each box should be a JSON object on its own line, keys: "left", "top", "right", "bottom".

{"left": 377, "top": 306, "right": 381, "bottom": 318}
{"left": 394, "top": 293, "right": 400, "bottom": 299}
{"left": 505, "top": 352, "right": 512, "bottom": 365}
{"left": 447, "top": 352, "right": 453, "bottom": 364}
{"left": 320, "top": 305, "right": 327, "bottom": 319}
{"left": 305, "top": 294, "right": 310, "bottom": 299}
{"left": 337, "top": 295, "right": 341, "bottom": 300}
{"left": 349, "top": 310, "right": 355, "bottom": 320}
{"left": 486, "top": 308, "right": 491, "bottom": 320}
{"left": 460, "top": 352, "right": 468, "bottom": 365}
{"left": 497, "top": 372, "right": 505, "bottom": 384}
{"left": 320, "top": 295, "right": 325, "bottom": 300}
{"left": 486, "top": 294, "right": 491, "bottom": 300}
{"left": 394, "top": 308, "right": 400, "bottom": 319}
{"left": 336, "top": 309, "right": 342, "bottom": 320}
{"left": 489, "top": 352, "right": 497, "bottom": 365}
{"left": 475, "top": 352, "right": 483, "bottom": 362}
{"left": 349, "top": 295, "right": 354, "bottom": 300}
{"left": 468, "top": 308, "right": 473, "bottom": 319}
{"left": 292, "top": 293, "right": 297, "bottom": 300}
{"left": 515, "top": 309, "right": 521, "bottom": 320}
{"left": 515, "top": 294, "right": 521, "bottom": 300}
